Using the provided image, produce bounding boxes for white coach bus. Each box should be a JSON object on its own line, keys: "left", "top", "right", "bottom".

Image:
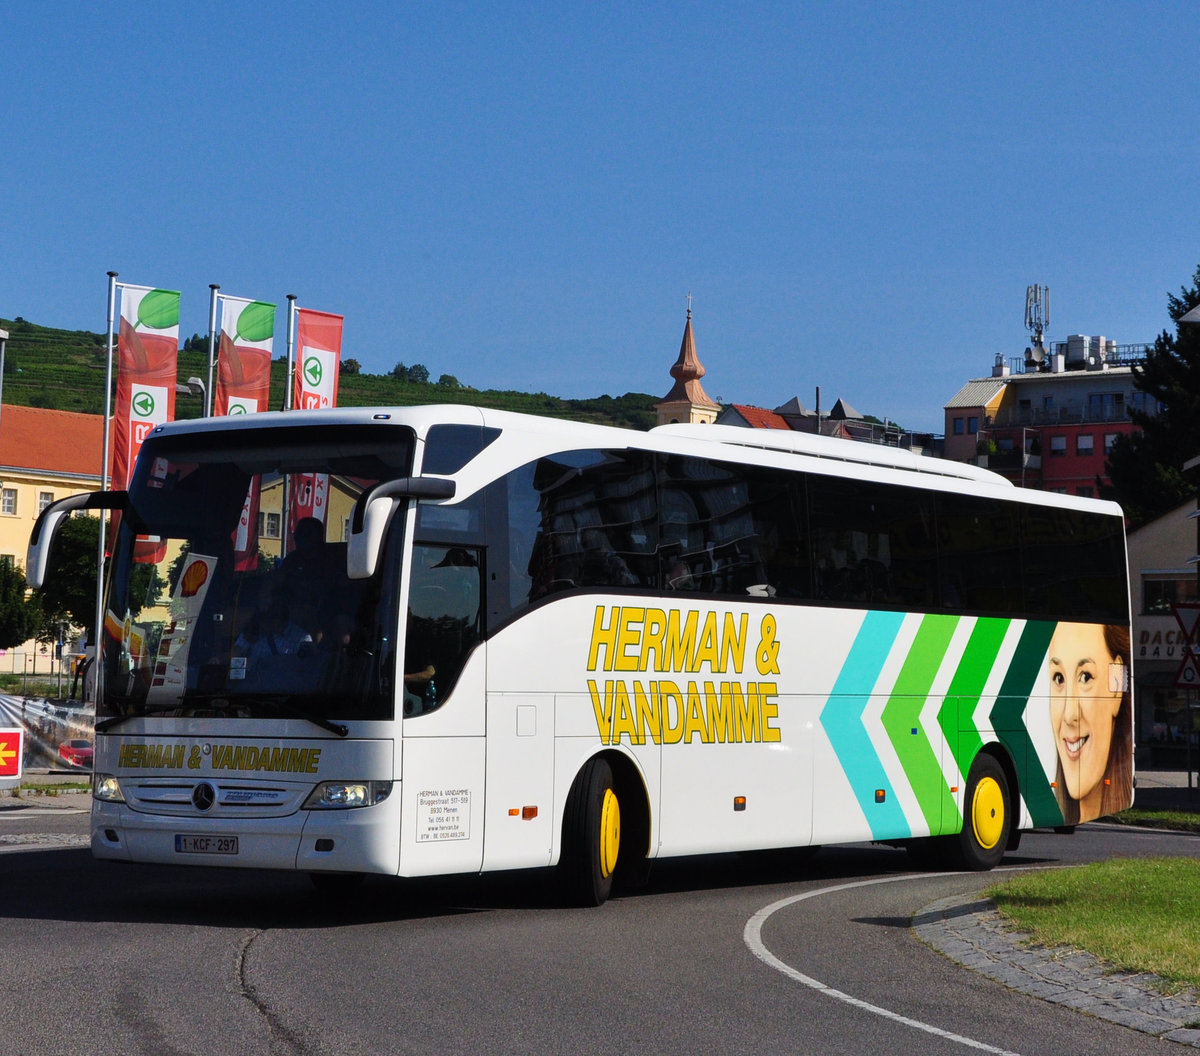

{"left": 27, "top": 406, "right": 1133, "bottom": 904}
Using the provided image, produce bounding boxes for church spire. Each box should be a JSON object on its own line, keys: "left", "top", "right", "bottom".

{"left": 655, "top": 298, "right": 719, "bottom": 426}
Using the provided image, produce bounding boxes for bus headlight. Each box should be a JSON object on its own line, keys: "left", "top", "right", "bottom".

{"left": 303, "top": 781, "right": 393, "bottom": 810}
{"left": 93, "top": 773, "right": 125, "bottom": 803}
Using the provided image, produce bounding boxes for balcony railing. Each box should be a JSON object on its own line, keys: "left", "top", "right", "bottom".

{"left": 977, "top": 451, "right": 1041, "bottom": 471}
{"left": 987, "top": 407, "right": 1135, "bottom": 428}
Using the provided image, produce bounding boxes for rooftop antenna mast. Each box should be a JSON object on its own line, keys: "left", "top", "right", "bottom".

{"left": 1024, "top": 284, "right": 1050, "bottom": 371}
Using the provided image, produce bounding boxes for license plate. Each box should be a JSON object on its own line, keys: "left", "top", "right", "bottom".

{"left": 175, "top": 834, "right": 239, "bottom": 855}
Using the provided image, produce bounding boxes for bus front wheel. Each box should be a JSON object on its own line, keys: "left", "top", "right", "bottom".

{"left": 561, "top": 757, "right": 620, "bottom": 906}
{"left": 955, "top": 754, "right": 1011, "bottom": 871}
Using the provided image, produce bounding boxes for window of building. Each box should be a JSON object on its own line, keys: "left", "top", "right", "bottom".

{"left": 1, "top": 489, "right": 16, "bottom": 515}
{"left": 1087, "top": 392, "right": 1125, "bottom": 420}
{"left": 1104, "top": 433, "right": 1119, "bottom": 454}
{"left": 257, "top": 511, "right": 281, "bottom": 539}
{"left": 1076, "top": 434, "right": 1094, "bottom": 456}
{"left": 38, "top": 491, "right": 54, "bottom": 512}
{"left": 953, "top": 417, "right": 964, "bottom": 435}
{"left": 1144, "top": 578, "right": 1199, "bottom": 615}
{"left": 1076, "top": 485, "right": 1094, "bottom": 498}
{"left": 1049, "top": 436, "right": 1066, "bottom": 457}
{"left": 967, "top": 416, "right": 979, "bottom": 434}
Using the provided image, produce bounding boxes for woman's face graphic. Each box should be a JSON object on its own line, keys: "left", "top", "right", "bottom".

{"left": 1049, "top": 623, "right": 1124, "bottom": 807}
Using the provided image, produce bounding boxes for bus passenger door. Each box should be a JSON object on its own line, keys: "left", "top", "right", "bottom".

{"left": 397, "top": 543, "right": 487, "bottom": 877}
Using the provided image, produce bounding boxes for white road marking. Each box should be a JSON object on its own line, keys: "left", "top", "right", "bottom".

{"left": 744, "top": 873, "right": 1023, "bottom": 1056}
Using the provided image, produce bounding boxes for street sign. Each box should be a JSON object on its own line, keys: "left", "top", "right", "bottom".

{"left": 1172, "top": 605, "right": 1200, "bottom": 689}
{"left": 0, "top": 727, "right": 22, "bottom": 783}
{"left": 1173, "top": 602, "right": 1200, "bottom": 642}
{"left": 1177, "top": 649, "right": 1200, "bottom": 690}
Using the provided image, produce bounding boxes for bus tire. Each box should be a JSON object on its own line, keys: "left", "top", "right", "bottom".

{"left": 955, "top": 754, "right": 1011, "bottom": 871}
{"left": 561, "top": 757, "right": 620, "bottom": 907}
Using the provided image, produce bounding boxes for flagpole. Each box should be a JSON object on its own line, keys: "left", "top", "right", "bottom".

{"left": 93, "top": 271, "right": 118, "bottom": 698}
{"left": 206, "top": 284, "right": 219, "bottom": 416}
{"left": 284, "top": 294, "right": 297, "bottom": 411}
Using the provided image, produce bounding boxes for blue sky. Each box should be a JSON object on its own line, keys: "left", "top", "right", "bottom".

{"left": 3, "top": 2, "right": 1197, "bottom": 433}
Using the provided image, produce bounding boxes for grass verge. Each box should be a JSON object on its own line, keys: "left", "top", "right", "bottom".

{"left": 1104, "top": 808, "right": 1200, "bottom": 833}
{"left": 987, "top": 858, "right": 1200, "bottom": 991}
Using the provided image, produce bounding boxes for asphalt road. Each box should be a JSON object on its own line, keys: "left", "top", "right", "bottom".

{"left": 2, "top": 804, "right": 1198, "bottom": 1056}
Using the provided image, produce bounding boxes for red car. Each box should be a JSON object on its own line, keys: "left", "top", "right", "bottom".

{"left": 58, "top": 739, "right": 93, "bottom": 769}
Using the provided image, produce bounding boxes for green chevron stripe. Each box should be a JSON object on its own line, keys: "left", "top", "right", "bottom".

{"left": 992, "top": 619, "right": 1061, "bottom": 825}
{"left": 939, "top": 616, "right": 1012, "bottom": 778}
{"left": 881, "top": 613, "right": 959, "bottom": 833}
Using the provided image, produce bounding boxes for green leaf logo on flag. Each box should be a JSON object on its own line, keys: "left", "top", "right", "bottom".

{"left": 236, "top": 301, "right": 275, "bottom": 343}
{"left": 136, "top": 290, "right": 180, "bottom": 332}
{"left": 303, "top": 356, "right": 323, "bottom": 387}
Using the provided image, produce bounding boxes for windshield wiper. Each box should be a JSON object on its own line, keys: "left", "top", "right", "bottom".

{"left": 97, "top": 695, "right": 349, "bottom": 738}
{"left": 95, "top": 702, "right": 189, "bottom": 732}
{"left": 183, "top": 692, "right": 350, "bottom": 738}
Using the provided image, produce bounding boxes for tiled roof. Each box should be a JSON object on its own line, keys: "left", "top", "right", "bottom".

{"left": 829, "top": 397, "right": 863, "bottom": 421}
{"left": 0, "top": 405, "right": 103, "bottom": 478}
{"left": 728, "top": 404, "right": 791, "bottom": 430}
{"left": 944, "top": 378, "right": 1006, "bottom": 410}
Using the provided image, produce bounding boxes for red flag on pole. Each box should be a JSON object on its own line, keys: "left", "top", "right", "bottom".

{"left": 288, "top": 307, "right": 342, "bottom": 542}
{"left": 215, "top": 296, "right": 275, "bottom": 415}
{"left": 292, "top": 308, "right": 343, "bottom": 411}
{"left": 215, "top": 296, "right": 276, "bottom": 570}
{"left": 111, "top": 286, "right": 180, "bottom": 489}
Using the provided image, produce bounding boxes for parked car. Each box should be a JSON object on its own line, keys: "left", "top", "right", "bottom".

{"left": 58, "top": 739, "right": 93, "bottom": 769}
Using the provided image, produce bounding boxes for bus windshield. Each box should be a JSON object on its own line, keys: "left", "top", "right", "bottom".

{"left": 99, "top": 423, "right": 414, "bottom": 725}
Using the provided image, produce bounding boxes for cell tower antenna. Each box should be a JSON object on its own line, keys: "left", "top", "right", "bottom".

{"left": 1024, "top": 284, "right": 1050, "bottom": 370}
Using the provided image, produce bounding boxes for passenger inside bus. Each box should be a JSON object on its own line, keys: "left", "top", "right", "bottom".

{"left": 280, "top": 516, "right": 346, "bottom": 640}
{"left": 233, "top": 583, "right": 313, "bottom": 662}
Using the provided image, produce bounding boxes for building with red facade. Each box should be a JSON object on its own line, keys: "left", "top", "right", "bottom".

{"left": 943, "top": 337, "right": 1155, "bottom": 496}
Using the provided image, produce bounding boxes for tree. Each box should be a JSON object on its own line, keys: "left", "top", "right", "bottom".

{"left": 391, "top": 361, "right": 408, "bottom": 380}
{"left": 341, "top": 358, "right": 361, "bottom": 375}
{"left": 1104, "top": 263, "right": 1200, "bottom": 526}
{"left": 32, "top": 515, "right": 102, "bottom": 631}
{"left": 33, "top": 515, "right": 163, "bottom": 638}
{"left": 0, "top": 561, "right": 40, "bottom": 649}
{"left": 407, "top": 364, "right": 430, "bottom": 384}
{"left": 437, "top": 374, "right": 460, "bottom": 389}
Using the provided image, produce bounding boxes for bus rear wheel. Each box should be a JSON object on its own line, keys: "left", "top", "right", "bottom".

{"left": 561, "top": 757, "right": 620, "bottom": 906}
{"left": 954, "top": 754, "right": 1011, "bottom": 871}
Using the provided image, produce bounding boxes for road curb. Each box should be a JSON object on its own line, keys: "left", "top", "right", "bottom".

{"left": 914, "top": 894, "right": 1200, "bottom": 1046}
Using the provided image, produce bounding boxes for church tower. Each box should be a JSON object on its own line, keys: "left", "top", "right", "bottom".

{"left": 654, "top": 301, "right": 719, "bottom": 427}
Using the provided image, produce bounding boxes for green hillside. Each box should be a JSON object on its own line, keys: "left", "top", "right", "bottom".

{"left": 0, "top": 317, "right": 659, "bottom": 430}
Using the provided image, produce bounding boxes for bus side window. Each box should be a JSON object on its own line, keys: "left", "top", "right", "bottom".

{"left": 404, "top": 544, "right": 482, "bottom": 716}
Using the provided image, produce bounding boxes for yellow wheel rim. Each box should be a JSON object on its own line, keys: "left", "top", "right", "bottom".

{"left": 971, "top": 776, "right": 1004, "bottom": 850}
{"left": 599, "top": 787, "right": 620, "bottom": 879}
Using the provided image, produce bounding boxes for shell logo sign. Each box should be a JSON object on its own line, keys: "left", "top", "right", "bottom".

{"left": 180, "top": 558, "right": 210, "bottom": 598}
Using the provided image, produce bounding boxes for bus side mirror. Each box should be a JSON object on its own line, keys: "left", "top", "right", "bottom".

{"left": 27, "top": 491, "right": 128, "bottom": 589}
{"left": 346, "top": 476, "right": 457, "bottom": 580}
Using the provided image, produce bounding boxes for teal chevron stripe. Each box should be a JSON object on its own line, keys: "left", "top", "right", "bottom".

{"left": 819, "top": 610, "right": 909, "bottom": 839}
{"left": 939, "top": 616, "right": 1012, "bottom": 778}
{"left": 992, "top": 619, "right": 1062, "bottom": 826}
{"left": 881, "top": 613, "right": 959, "bottom": 834}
